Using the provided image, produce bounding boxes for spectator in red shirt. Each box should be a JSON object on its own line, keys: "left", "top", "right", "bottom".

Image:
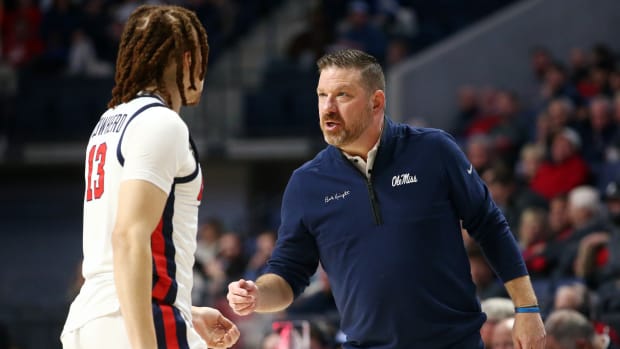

{"left": 531, "top": 127, "right": 590, "bottom": 200}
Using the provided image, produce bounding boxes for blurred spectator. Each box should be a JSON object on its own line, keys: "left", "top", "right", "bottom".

{"left": 480, "top": 297, "right": 514, "bottom": 349}
{"left": 530, "top": 127, "right": 589, "bottom": 200}
{"left": 491, "top": 317, "right": 514, "bottom": 349}
{"left": 569, "top": 47, "right": 590, "bottom": 86}
{"left": 568, "top": 186, "right": 605, "bottom": 234}
{"left": 204, "top": 232, "right": 248, "bottom": 303}
{"left": 539, "top": 62, "right": 581, "bottom": 108}
{"left": 464, "top": 87, "right": 503, "bottom": 138}
{"left": 39, "top": 0, "right": 80, "bottom": 73}
{"left": 607, "top": 94, "right": 620, "bottom": 162}
{"left": 604, "top": 180, "right": 620, "bottom": 227}
{"left": 516, "top": 143, "right": 546, "bottom": 186}
{"left": 519, "top": 208, "right": 552, "bottom": 278}
{"left": 285, "top": 5, "right": 332, "bottom": 70}
{"left": 609, "top": 71, "right": 620, "bottom": 97}
{"left": 545, "top": 309, "right": 609, "bottom": 349}
{"left": 385, "top": 35, "right": 411, "bottom": 69}
{"left": 193, "top": 218, "right": 224, "bottom": 304}
{"left": 579, "top": 96, "right": 617, "bottom": 170}
{"left": 79, "top": 0, "right": 115, "bottom": 64}
{"left": 553, "top": 283, "right": 593, "bottom": 317}
{"left": 549, "top": 194, "right": 572, "bottom": 239}
{"left": 2, "top": 0, "right": 44, "bottom": 68}
{"left": 488, "top": 90, "right": 527, "bottom": 166}
{"left": 466, "top": 134, "right": 495, "bottom": 173}
{"left": 244, "top": 230, "right": 276, "bottom": 281}
{"left": 333, "top": 0, "right": 387, "bottom": 64}
{"left": 482, "top": 162, "right": 547, "bottom": 232}
{"left": 112, "top": 0, "right": 141, "bottom": 24}
{"left": 454, "top": 85, "right": 480, "bottom": 138}
{"left": 591, "top": 44, "right": 616, "bottom": 72}
{"left": 67, "top": 29, "right": 113, "bottom": 76}
{"left": 195, "top": 218, "right": 224, "bottom": 269}
{"left": 579, "top": 65, "right": 612, "bottom": 101}
{"left": 213, "top": 231, "right": 247, "bottom": 280}
{"left": 519, "top": 195, "right": 570, "bottom": 284}
{"left": 574, "top": 232, "right": 614, "bottom": 288}
{"left": 530, "top": 46, "right": 554, "bottom": 82}
{"left": 550, "top": 282, "right": 620, "bottom": 346}
{"left": 553, "top": 186, "right": 610, "bottom": 279}
{"left": 373, "top": 0, "right": 418, "bottom": 40}
{"left": 544, "top": 98, "right": 577, "bottom": 145}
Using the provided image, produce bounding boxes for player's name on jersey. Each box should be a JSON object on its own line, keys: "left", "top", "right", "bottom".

{"left": 91, "top": 113, "right": 128, "bottom": 138}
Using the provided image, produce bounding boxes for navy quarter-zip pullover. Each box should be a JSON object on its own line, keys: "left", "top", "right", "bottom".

{"left": 265, "top": 118, "right": 528, "bottom": 349}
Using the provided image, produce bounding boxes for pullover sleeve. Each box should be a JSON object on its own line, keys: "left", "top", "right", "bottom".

{"left": 436, "top": 131, "right": 528, "bottom": 282}
{"left": 265, "top": 171, "right": 320, "bottom": 297}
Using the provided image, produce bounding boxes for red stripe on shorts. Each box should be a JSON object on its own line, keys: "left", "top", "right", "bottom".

{"left": 161, "top": 305, "right": 180, "bottom": 349}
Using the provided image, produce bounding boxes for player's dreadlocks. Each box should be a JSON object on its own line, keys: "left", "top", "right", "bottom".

{"left": 108, "top": 5, "right": 209, "bottom": 108}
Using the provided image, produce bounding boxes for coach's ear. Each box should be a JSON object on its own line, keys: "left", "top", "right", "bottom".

{"left": 372, "top": 89, "right": 385, "bottom": 112}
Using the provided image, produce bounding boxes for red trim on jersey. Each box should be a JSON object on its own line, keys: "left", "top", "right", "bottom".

{"left": 152, "top": 219, "right": 172, "bottom": 300}
{"left": 197, "top": 179, "right": 204, "bottom": 201}
{"left": 161, "top": 305, "right": 180, "bottom": 349}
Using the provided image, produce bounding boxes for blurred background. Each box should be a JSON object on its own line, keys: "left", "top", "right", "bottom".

{"left": 2, "top": 0, "right": 620, "bottom": 348}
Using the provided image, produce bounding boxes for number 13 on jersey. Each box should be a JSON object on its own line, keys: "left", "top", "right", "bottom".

{"left": 86, "top": 143, "right": 107, "bottom": 201}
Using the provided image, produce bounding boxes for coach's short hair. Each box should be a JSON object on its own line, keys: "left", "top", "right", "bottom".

{"left": 317, "top": 49, "right": 385, "bottom": 93}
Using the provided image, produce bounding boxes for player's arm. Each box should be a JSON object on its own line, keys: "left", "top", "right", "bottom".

{"left": 112, "top": 179, "right": 168, "bottom": 349}
{"left": 227, "top": 274, "right": 294, "bottom": 315}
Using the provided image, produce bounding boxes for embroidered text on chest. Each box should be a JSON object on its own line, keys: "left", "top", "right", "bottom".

{"left": 392, "top": 173, "right": 418, "bottom": 187}
{"left": 325, "top": 190, "right": 351, "bottom": 203}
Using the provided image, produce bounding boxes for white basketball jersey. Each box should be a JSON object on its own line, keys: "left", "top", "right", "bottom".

{"left": 63, "top": 95, "right": 203, "bottom": 332}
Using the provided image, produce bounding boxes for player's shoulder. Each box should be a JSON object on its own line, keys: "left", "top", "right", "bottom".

{"left": 128, "top": 103, "right": 187, "bottom": 138}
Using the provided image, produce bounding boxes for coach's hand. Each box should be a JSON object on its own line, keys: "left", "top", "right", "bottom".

{"left": 191, "top": 306, "right": 239, "bottom": 348}
{"left": 227, "top": 279, "right": 258, "bottom": 316}
{"left": 513, "top": 312, "right": 546, "bottom": 349}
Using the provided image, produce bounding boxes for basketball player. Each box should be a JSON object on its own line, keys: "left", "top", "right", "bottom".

{"left": 61, "top": 5, "right": 239, "bottom": 349}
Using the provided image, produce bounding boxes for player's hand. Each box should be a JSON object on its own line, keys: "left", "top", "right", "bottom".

{"left": 227, "top": 279, "right": 258, "bottom": 316}
{"left": 191, "top": 307, "right": 240, "bottom": 348}
{"left": 513, "top": 312, "right": 546, "bottom": 349}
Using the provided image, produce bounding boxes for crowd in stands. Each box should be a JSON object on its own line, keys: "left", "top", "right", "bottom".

{"left": 0, "top": 0, "right": 284, "bottom": 156}
{"left": 0, "top": 0, "right": 283, "bottom": 74}
{"left": 243, "top": 0, "right": 516, "bottom": 137}
{"left": 0, "top": 0, "right": 514, "bottom": 152}
{"left": 455, "top": 43, "right": 620, "bottom": 349}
